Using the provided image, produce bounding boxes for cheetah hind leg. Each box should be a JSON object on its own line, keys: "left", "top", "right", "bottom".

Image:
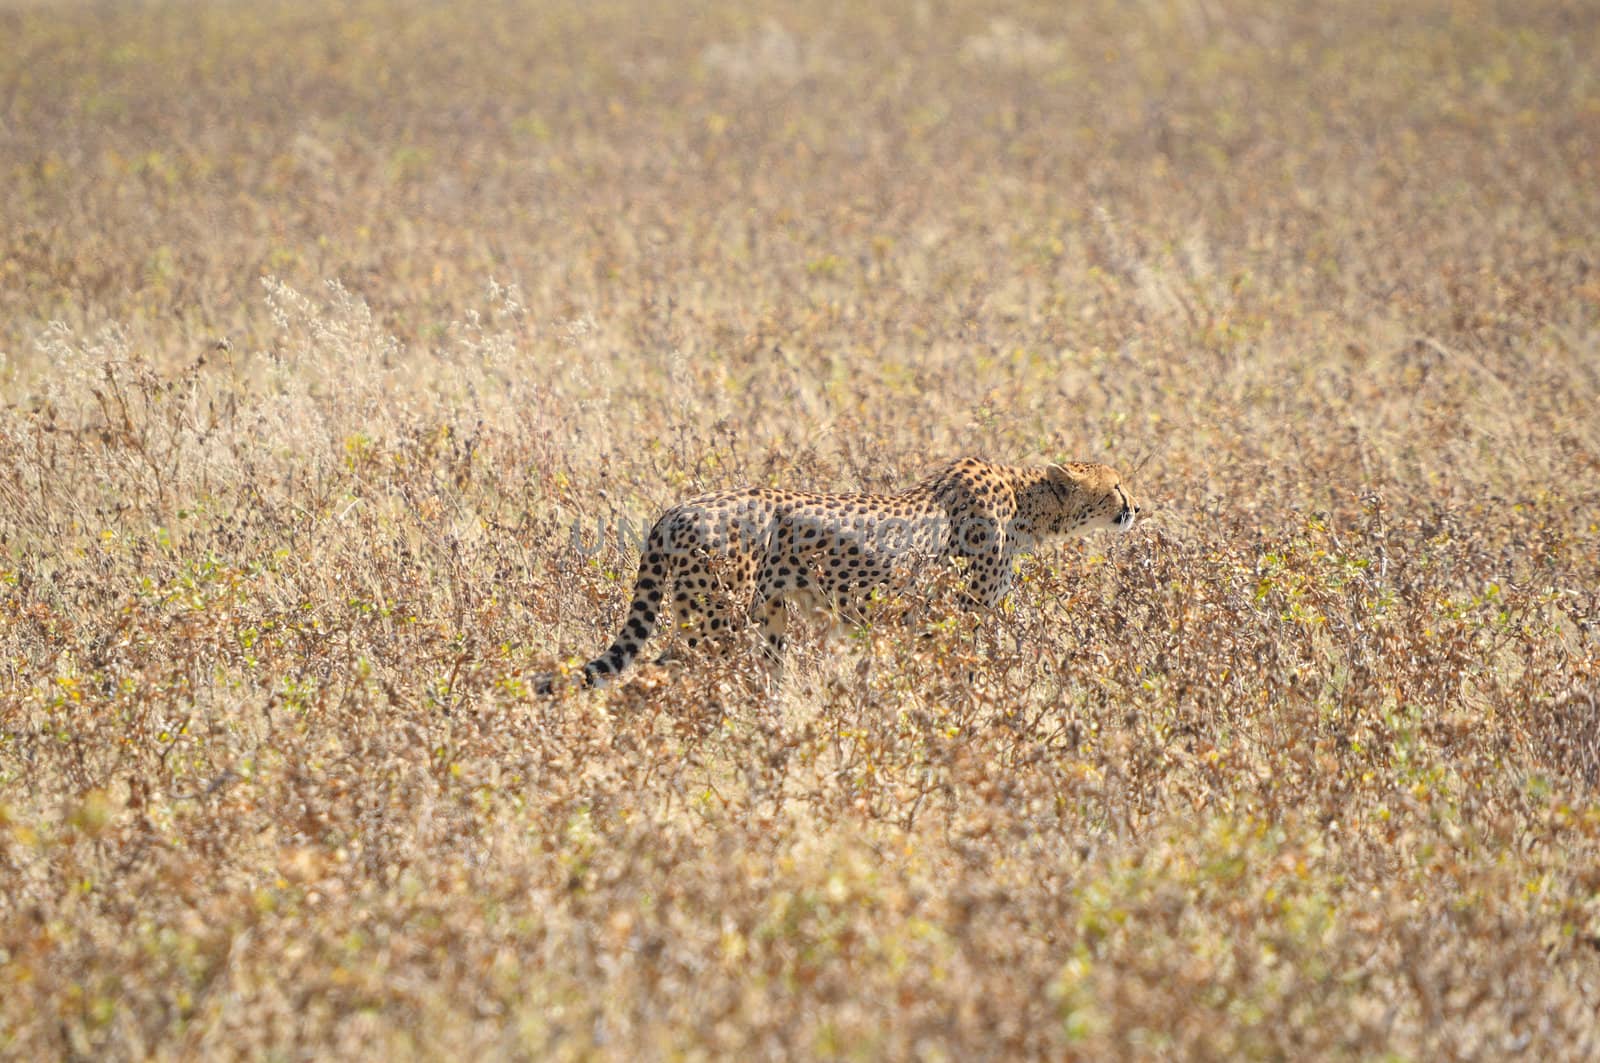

{"left": 750, "top": 590, "right": 792, "bottom": 689}
{"left": 751, "top": 584, "right": 835, "bottom": 694}
{"left": 653, "top": 588, "right": 741, "bottom": 666}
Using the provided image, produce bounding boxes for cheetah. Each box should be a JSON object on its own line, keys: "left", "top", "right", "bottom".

{"left": 535, "top": 457, "right": 1139, "bottom": 692}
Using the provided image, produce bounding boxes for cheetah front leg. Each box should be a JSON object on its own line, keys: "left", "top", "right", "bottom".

{"left": 946, "top": 516, "right": 1012, "bottom": 609}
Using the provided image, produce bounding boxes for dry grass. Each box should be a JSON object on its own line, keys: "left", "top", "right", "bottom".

{"left": 3, "top": 0, "right": 1600, "bottom": 1058}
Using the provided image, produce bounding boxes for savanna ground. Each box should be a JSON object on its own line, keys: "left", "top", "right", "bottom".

{"left": 3, "top": 0, "right": 1599, "bottom": 1058}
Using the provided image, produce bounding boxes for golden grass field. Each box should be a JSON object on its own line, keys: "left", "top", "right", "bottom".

{"left": 3, "top": 0, "right": 1599, "bottom": 1057}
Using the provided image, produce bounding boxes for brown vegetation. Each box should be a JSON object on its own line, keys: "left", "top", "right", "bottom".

{"left": 2, "top": 0, "right": 1599, "bottom": 1057}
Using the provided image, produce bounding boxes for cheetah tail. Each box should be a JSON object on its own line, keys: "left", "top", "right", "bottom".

{"left": 533, "top": 521, "right": 668, "bottom": 696}
{"left": 582, "top": 527, "right": 668, "bottom": 686}
{"left": 531, "top": 515, "right": 668, "bottom": 697}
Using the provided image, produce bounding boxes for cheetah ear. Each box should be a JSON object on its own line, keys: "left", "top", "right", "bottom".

{"left": 1046, "top": 463, "right": 1079, "bottom": 484}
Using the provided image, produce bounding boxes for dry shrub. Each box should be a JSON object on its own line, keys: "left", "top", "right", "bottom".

{"left": 1523, "top": 679, "right": 1600, "bottom": 791}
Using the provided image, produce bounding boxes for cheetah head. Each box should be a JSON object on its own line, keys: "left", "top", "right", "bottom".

{"left": 1044, "top": 462, "right": 1140, "bottom": 535}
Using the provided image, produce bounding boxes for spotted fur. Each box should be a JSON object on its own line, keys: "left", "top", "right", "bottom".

{"left": 536, "top": 457, "right": 1138, "bottom": 692}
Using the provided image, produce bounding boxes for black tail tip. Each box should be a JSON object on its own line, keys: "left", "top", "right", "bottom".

{"left": 535, "top": 664, "right": 603, "bottom": 697}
